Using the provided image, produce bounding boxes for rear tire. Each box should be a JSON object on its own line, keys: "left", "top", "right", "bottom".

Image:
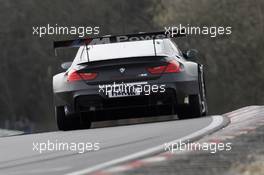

{"left": 56, "top": 106, "right": 70, "bottom": 131}
{"left": 178, "top": 65, "right": 207, "bottom": 119}
{"left": 55, "top": 106, "right": 91, "bottom": 131}
{"left": 177, "top": 94, "right": 203, "bottom": 119}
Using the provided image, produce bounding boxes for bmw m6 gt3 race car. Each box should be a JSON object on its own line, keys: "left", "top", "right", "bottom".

{"left": 53, "top": 31, "right": 208, "bottom": 130}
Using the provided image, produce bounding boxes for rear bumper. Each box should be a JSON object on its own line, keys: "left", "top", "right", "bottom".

{"left": 54, "top": 80, "right": 199, "bottom": 116}
{"left": 75, "top": 88, "right": 176, "bottom": 112}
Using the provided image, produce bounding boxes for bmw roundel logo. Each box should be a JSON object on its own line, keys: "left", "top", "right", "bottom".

{"left": 119, "top": 67, "right": 126, "bottom": 74}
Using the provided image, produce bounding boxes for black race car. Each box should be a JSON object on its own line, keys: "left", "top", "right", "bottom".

{"left": 53, "top": 31, "right": 208, "bottom": 130}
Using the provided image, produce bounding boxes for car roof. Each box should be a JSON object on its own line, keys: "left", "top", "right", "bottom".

{"left": 74, "top": 39, "right": 172, "bottom": 63}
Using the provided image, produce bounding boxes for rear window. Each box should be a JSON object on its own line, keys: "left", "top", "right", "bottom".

{"left": 73, "top": 39, "right": 173, "bottom": 64}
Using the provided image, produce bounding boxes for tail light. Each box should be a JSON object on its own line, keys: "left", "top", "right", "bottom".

{"left": 147, "top": 60, "right": 182, "bottom": 74}
{"left": 67, "top": 70, "right": 97, "bottom": 82}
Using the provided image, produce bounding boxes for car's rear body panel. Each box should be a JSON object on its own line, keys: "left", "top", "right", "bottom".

{"left": 77, "top": 56, "right": 168, "bottom": 85}
{"left": 53, "top": 57, "right": 199, "bottom": 121}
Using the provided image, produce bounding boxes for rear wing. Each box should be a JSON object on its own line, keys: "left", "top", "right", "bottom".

{"left": 54, "top": 29, "right": 185, "bottom": 48}
{"left": 53, "top": 29, "right": 186, "bottom": 57}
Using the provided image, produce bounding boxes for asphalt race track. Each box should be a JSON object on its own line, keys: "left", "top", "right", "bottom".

{"left": 0, "top": 115, "right": 228, "bottom": 175}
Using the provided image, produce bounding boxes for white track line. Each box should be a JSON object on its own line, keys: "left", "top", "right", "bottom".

{"left": 66, "top": 115, "right": 225, "bottom": 175}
